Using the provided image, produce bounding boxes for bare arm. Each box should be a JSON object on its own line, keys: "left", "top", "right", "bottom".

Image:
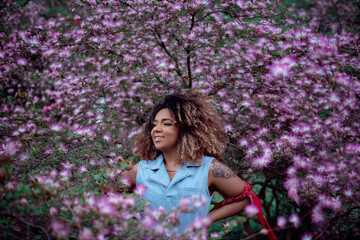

{"left": 207, "top": 159, "right": 251, "bottom": 223}
{"left": 121, "top": 162, "right": 139, "bottom": 188}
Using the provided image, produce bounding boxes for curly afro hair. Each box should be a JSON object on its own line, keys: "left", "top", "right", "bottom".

{"left": 134, "top": 90, "right": 226, "bottom": 165}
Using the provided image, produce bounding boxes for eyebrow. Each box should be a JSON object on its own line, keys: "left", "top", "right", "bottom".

{"left": 153, "top": 118, "right": 173, "bottom": 122}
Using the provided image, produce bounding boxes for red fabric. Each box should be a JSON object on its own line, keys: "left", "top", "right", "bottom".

{"left": 210, "top": 181, "right": 276, "bottom": 240}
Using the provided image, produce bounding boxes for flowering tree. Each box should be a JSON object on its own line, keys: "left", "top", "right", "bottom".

{"left": 1, "top": 0, "right": 359, "bottom": 239}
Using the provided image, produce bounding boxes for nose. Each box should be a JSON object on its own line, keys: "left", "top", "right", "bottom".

{"left": 153, "top": 123, "right": 162, "bottom": 132}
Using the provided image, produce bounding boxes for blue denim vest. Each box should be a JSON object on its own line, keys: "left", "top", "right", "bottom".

{"left": 136, "top": 154, "right": 213, "bottom": 233}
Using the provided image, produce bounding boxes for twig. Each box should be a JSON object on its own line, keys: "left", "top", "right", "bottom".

{"left": 353, "top": 40, "right": 360, "bottom": 58}
{"left": 314, "top": 221, "right": 330, "bottom": 240}
{"left": 241, "top": 223, "right": 295, "bottom": 240}
{"left": 1, "top": 212, "right": 51, "bottom": 240}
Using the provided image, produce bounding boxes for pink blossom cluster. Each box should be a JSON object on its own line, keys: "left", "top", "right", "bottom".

{"left": 1, "top": 0, "right": 360, "bottom": 239}
{"left": 48, "top": 188, "right": 211, "bottom": 239}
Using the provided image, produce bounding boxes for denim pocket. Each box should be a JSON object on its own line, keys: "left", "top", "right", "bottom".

{"left": 179, "top": 186, "right": 201, "bottom": 197}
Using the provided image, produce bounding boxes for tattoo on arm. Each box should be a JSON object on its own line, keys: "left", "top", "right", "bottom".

{"left": 211, "top": 160, "right": 236, "bottom": 179}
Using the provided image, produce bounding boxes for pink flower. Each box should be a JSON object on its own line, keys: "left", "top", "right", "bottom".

{"left": 191, "top": 216, "right": 211, "bottom": 229}
{"left": 279, "top": 56, "right": 296, "bottom": 67}
{"left": 123, "top": 54, "right": 136, "bottom": 63}
{"left": 5, "top": 181, "right": 18, "bottom": 190}
{"left": 134, "top": 184, "right": 147, "bottom": 197}
{"left": 210, "top": 232, "right": 219, "bottom": 238}
{"left": 59, "top": 169, "right": 72, "bottom": 181}
{"left": 217, "top": 89, "right": 227, "bottom": 98}
{"left": 85, "top": 195, "right": 97, "bottom": 208}
{"left": 1, "top": 142, "right": 17, "bottom": 156}
{"left": 144, "top": 98, "right": 153, "bottom": 106}
{"left": 50, "top": 170, "right": 58, "bottom": 179}
{"left": 277, "top": 216, "right": 287, "bottom": 229}
{"left": 120, "top": 177, "right": 131, "bottom": 187}
{"left": 289, "top": 213, "right": 300, "bottom": 228}
{"left": 50, "top": 123, "right": 63, "bottom": 132}
{"left": 103, "top": 133, "right": 112, "bottom": 142}
{"left": 238, "top": 138, "right": 248, "bottom": 147}
{"left": 153, "top": 224, "right": 165, "bottom": 236}
{"left": 301, "top": 232, "right": 313, "bottom": 240}
{"left": 220, "top": 102, "right": 233, "bottom": 114}
{"left": 311, "top": 207, "right": 324, "bottom": 224}
{"left": 288, "top": 189, "right": 300, "bottom": 205}
{"left": 269, "top": 63, "right": 290, "bottom": 77}
{"left": 78, "top": 227, "right": 95, "bottom": 240}
{"left": 51, "top": 220, "right": 69, "bottom": 239}
{"left": 98, "top": 199, "right": 119, "bottom": 218}
{"left": 79, "top": 164, "right": 87, "bottom": 173}
{"left": 19, "top": 198, "right": 28, "bottom": 206}
{"left": 284, "top": 177, "right": 300, "bottom": 205}
{"left": 244, "top": 204, "right": 259, "bottom": 217}
{"left": 17, "top": 58, "right": 28, "bottom": 66}
{"left": 107, "top": 193, "right": 124, "bottom": 206}
{"left": 170, "top": 3, "right": 182, "bottom": 12}
{"left": 124, "top": 196, "right": 137, "bottom": 208}
{"left": 49, "top": 207, "right": 58, "bottom": 217}
{"left": 251, "top": 155, "right": 272, "bottom": 168}
{"left": 142, "top": 215, "right": 155, "bottom": 229}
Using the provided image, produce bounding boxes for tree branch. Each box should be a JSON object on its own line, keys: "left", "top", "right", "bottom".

{"left": 186, "top": 47, "right": 192, "bottom": 88}
{"left": 154, "top": 29, "right": 183, "bottom": 78}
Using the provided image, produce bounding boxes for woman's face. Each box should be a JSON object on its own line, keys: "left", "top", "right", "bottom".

{"left": 151, "top": 108, "right": 180, "bottom": 153}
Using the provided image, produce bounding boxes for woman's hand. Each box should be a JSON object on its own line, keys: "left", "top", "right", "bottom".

{"left": 121, "top": 162, "right": 139, "bottom": 187}
{"left": 207, "top": 159, "right": 251, "bottom": 223}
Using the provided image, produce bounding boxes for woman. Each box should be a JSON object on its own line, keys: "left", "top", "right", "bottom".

{"left": 123, "top": 91, "right": 275, "bottom": 238}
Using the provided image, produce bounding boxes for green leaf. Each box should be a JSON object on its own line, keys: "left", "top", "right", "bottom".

{"left": 93, "top": 173, "right": 103, "bottom": 181}
{"left": 318, "top": 109, "right": 332, "bottom": 120}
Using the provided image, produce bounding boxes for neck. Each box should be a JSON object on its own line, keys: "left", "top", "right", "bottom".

{"left": 162, "top": 151, "right": 181, "bottom": 170}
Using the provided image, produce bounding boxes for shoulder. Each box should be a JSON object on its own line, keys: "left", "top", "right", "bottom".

{"left": 208, "top": 159, "right": 237, "bottom": 181}
{"left": 208, "top": 159, "right": 245, "bottom": 197}
{"left": 202, "top": 155, "right": 215, "bottom": 163}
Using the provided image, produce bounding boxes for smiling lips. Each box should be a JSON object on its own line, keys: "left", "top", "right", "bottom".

{"left": 154, "top": 136, "right": 163, "bottom": 142}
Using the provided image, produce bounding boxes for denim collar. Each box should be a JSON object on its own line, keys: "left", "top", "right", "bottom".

{"left": 144, "top": 154, "right": 201, "bottom": 170}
